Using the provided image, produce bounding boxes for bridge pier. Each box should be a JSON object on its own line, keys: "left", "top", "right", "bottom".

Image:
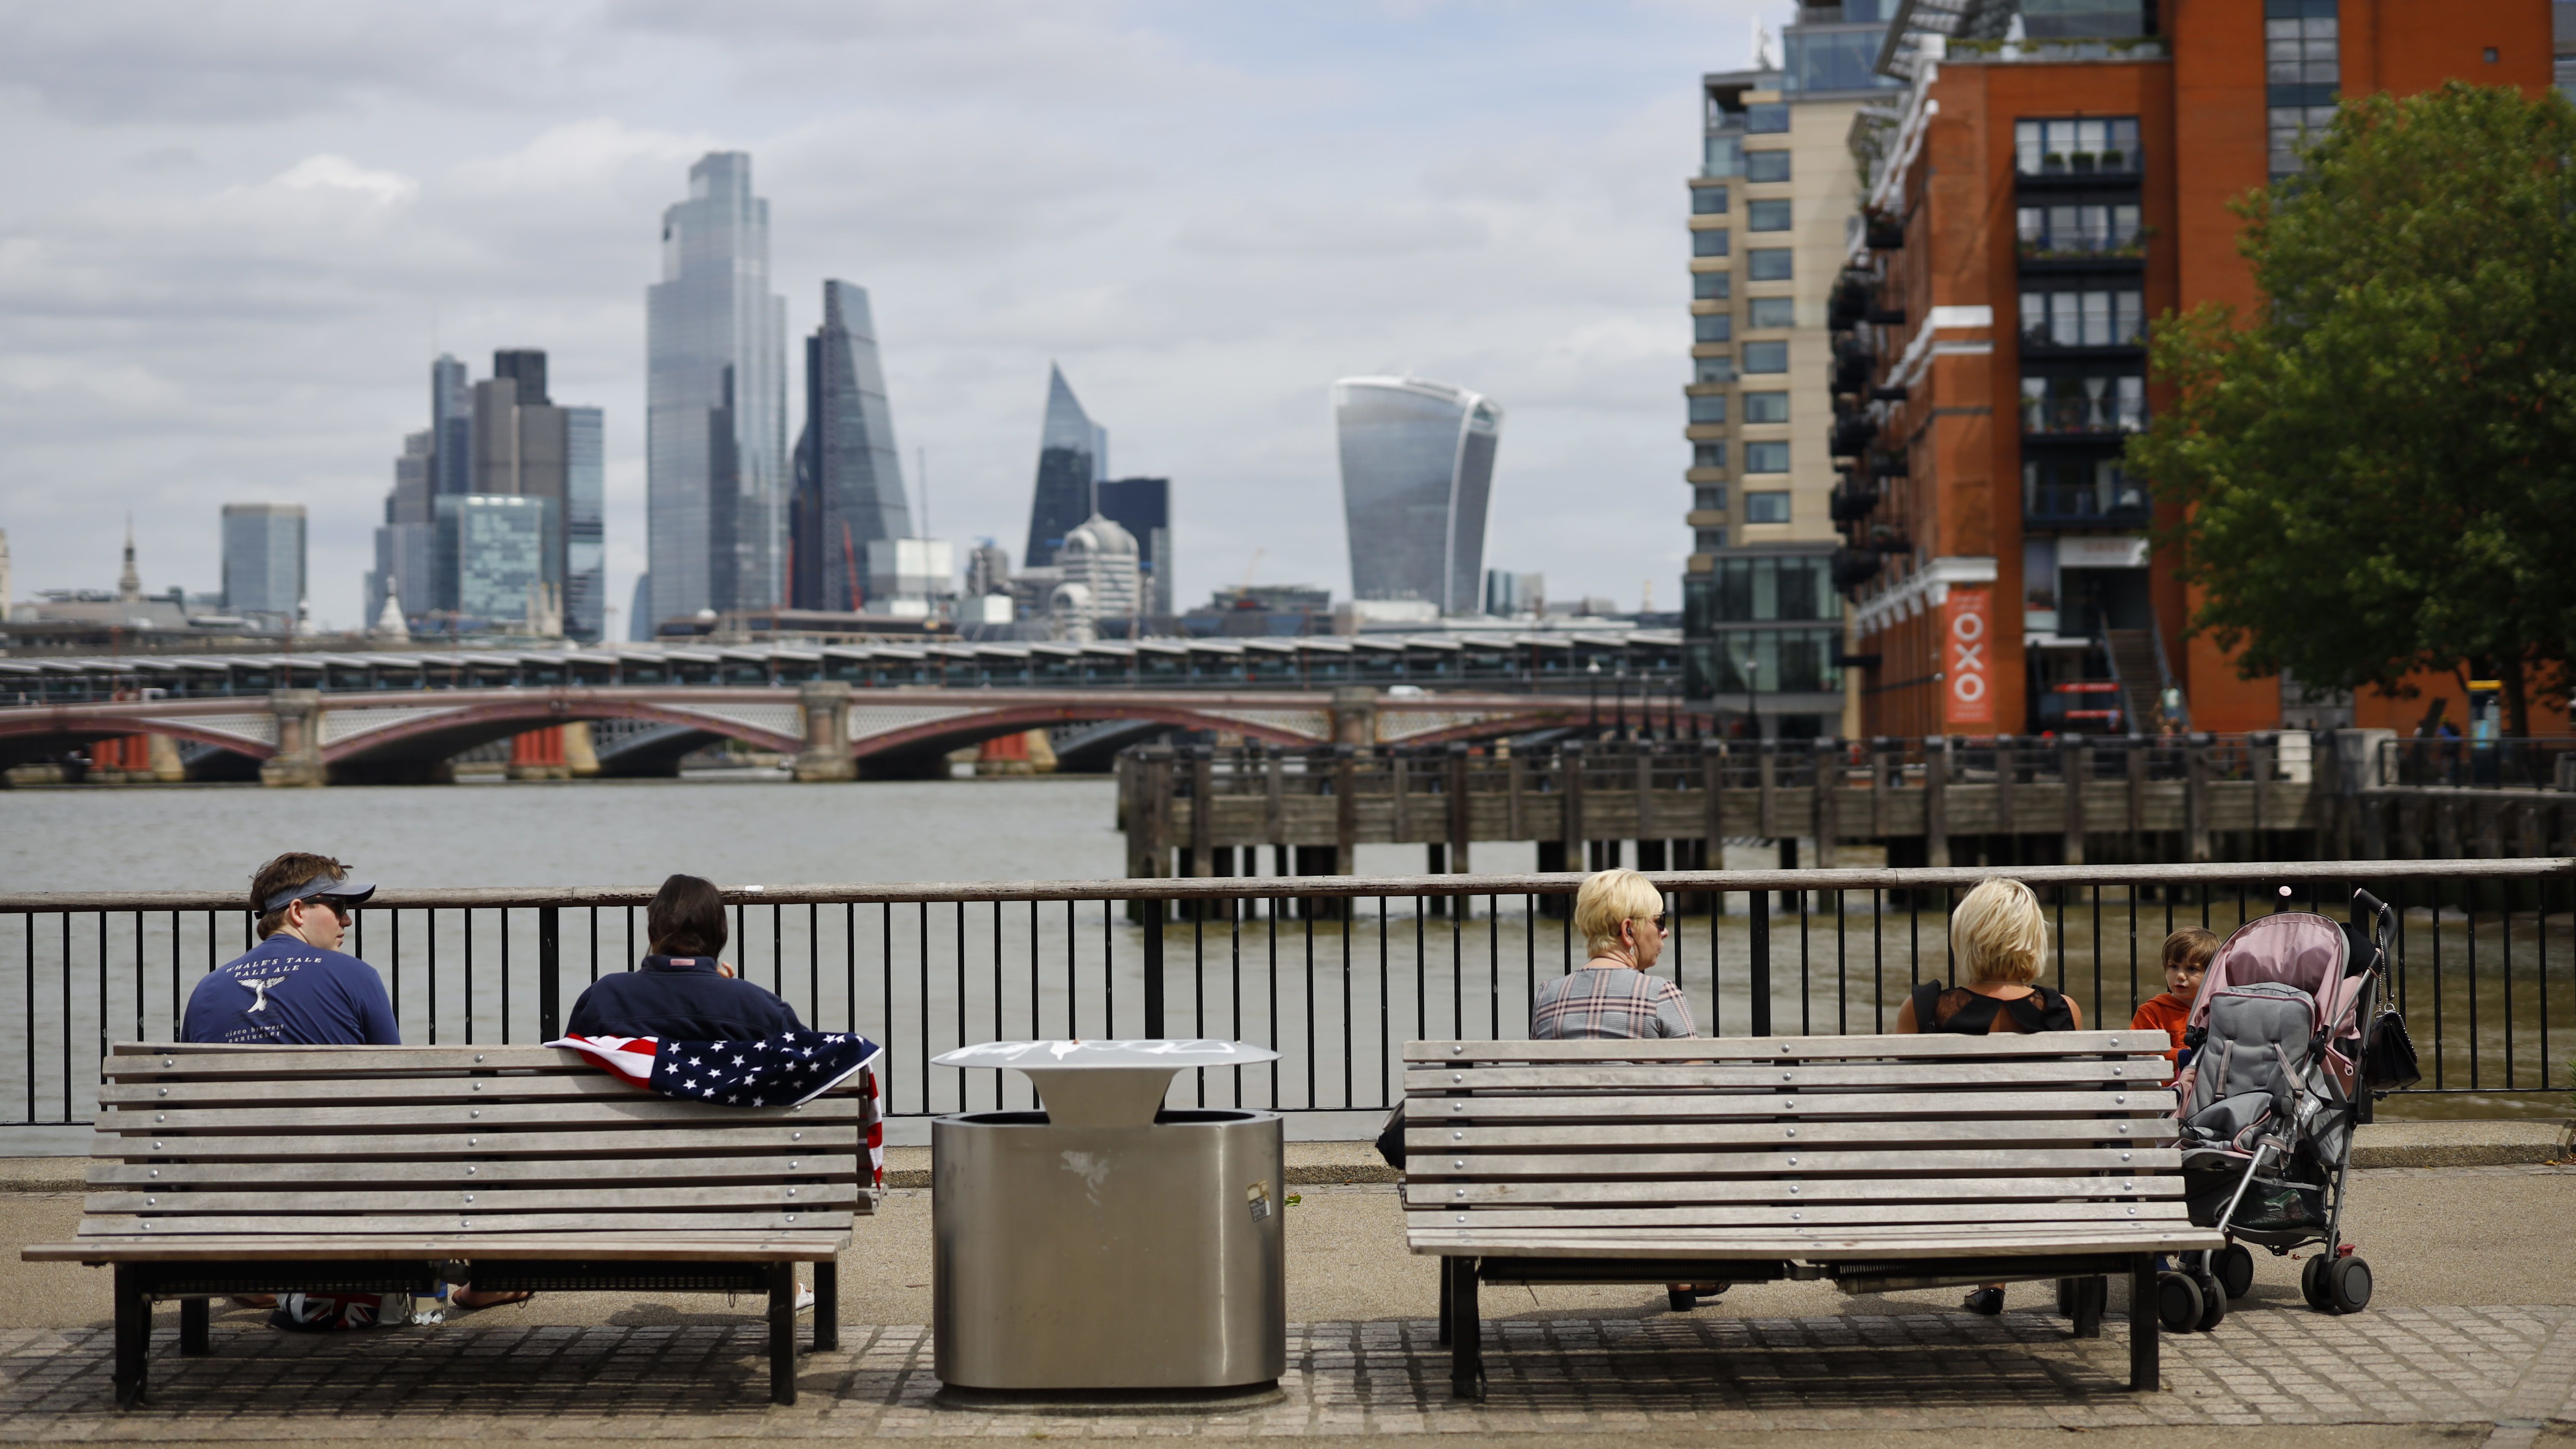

{"left": 259, "top": 690, "right": 326, "bottom": 789}
{"left": 793, "top": 682, "right": 856, "bottom": 783}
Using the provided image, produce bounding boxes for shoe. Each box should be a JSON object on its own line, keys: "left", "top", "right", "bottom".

{"left": 794, "top": 1286, "right": 816, "bottom": 1314}
{"left": 1964, "top": 1287, "right": 2005, "bottom": 1316}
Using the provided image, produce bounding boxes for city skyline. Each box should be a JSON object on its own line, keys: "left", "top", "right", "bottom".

{"left": 0, "top": 2, "right": 1788, "bottom": 630}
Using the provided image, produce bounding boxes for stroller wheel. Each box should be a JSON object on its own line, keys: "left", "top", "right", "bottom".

{"left": 2326, "top": 1255, "right": 2373, "bottom": 1314}
{"left": 2154, "top": 1271, "right": 2204, "bottom": 1333}
{"left": 2214, "top": 1244, "right": 2255, "bottom": 1301}
{"left": 2194, "top": 1273, "right": 2228, "bottom": 1331}
{"left": 2300, "top": 1255, "right": 2332, "bottom": 1311}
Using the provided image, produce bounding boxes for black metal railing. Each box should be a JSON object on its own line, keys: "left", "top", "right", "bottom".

{"left": 2, "top": 859, "right": 2566, "bottom": 1131}
{"left": 2378, "top": 736, "right": 2576, "bottom": 792}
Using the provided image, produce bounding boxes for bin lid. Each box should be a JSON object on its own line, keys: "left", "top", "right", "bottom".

{"left": 933, "top": 1040, "right": 1280, "bottom": 1128}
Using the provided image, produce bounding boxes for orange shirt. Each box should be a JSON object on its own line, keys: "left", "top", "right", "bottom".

{"left": 2130, "top": 992, "right": 2191, "bottom": 1063}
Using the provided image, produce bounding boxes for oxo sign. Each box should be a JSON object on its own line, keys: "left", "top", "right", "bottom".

{"left": 1943, "top": 586, "right": 1994, "bottom": 728}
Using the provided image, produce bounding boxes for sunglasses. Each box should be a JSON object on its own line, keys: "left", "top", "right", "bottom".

{"left": 1632, "top": 913, "right": 1669, "bottom": 933}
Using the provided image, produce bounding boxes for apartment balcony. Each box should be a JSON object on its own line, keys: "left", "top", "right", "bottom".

{"left": 2025, "top": 478, "right": 2153, "bottom": 530}
{"left": 2021, "top": 392, "right": 2146, "bottom": 438}
{"left": 1949, "top": 35, "right": 2170, "bottom": 69}
{"left": 1829, "top": 413, "right": 1877, "bottom": 458}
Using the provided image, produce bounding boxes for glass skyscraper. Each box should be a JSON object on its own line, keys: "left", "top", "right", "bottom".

{"left": 565, "top": 405, "right": 605, "bottom": 641}
{"left": 220, "top": 503, "right": 305, "bottom": 622}
{"left": 790, "top": 280, "right": 911, "bottom": 612}
{"left": 436, "top": 494, "right": 550, "bottom": 628}
{"left": 1331, "top": 377, "right": 1502, "bottom": 615}
{"left": 647, "top": 151, "right": 786, "bottom": 629}
{"left": 1023, "top": 363, "right": 1106, "bottom": 569}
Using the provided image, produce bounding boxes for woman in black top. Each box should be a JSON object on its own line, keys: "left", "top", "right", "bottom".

{"left": 1895, "top": 877, "right": 2083, "bottom": 1314}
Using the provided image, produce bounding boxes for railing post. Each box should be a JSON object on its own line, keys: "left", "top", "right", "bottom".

{"left": 1923, "top": 736, "right": 1950, "bottom": 868}
{"left": 537, "top": 906, "right": 561, "bottom": 1042}
{"left": 1447, "top": 742, "right": 1473, "bottom": 877}
{"left": 1810, "top": 738, "right": 1839, "bottom": 868}
{"left": 1563, "top": 741, "right": 1587, "bottom": 868}
{"left": 2063, "top": 738, "right": 2088, "bottom": 866}
{"left": 1143, "top": 906, "right": 1166, "bottom": 1037}
{"left": 2186, "top": 733, "right": 2212, "bottom": 863}
{"left": 1748, "top": 879, "right": 1772, "bottom": 1038}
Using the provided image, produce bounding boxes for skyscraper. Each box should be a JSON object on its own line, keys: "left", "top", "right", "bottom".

{"left": 431, "top": 354, "right": 471, "bottom": 498}
{"left": 435, "top": 494, "right": 549, "bottom": 628}
{"left": 1331, "top": 378, "right": 1501, "bottom": 615}
{"left": 368, "top": 429, "right": 437, "bottom": 627}
{"left": 220, "top": 503, "right": 305, "bottom": 623}
{"left": 1023, "top": 364, "right": 1105, "bottom": 570}
{"left": 648, "top": 151, "right": 787, "bottom": 630}
{"left": 565, "top": 405, "right": 605, "bottom": 641}
{"left": 790, "top": 280, "right": 911, "bottom": 611}
{"left": 1095, "top": 476, "right": 1171, "bottom": 618}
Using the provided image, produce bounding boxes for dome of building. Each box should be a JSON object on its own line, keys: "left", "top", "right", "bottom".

{"left": 1057, "top": 512, "right": 1137, "bottom": 560}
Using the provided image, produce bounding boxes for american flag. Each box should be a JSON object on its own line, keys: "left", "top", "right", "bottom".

{"left": 546, "top": 1030, "right": 885, "bottom": 1186}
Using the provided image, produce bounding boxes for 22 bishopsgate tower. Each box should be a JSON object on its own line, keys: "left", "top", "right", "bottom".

{"left": 647, "top": 152, "right": 788, "bottom": 630}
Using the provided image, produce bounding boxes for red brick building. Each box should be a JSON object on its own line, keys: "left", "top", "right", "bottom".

{"left": 1837, "top": 0, "right": 2558, "bottom": 740}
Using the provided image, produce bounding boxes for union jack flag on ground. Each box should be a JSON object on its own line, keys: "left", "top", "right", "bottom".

{"left": 545, "top": 1030, "right": 885, "bottom": 1186}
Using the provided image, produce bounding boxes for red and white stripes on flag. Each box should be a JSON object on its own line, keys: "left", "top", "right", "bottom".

{"left": 546, "top": 1032, "right": 886, "bottom": 1187}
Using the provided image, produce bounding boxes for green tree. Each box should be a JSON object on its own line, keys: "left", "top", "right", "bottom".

{"left": 2128, "top": 82, "right": 2576, "bottom": 736}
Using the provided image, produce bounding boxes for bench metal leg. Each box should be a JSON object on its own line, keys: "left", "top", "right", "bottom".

{"left": 1449, "top": 1256, "right": 1483, "bottom": 1401}
{"left": 2129, "top": 1254, "right": 2158, "bottom": 1391}
{"left": 2071, "top": 1275, "right": 2106, "bottom": 1339}
{"left": 112, "top": 1265, "right": 148, "bottom": 1408}
{"left": 766, "top": 1262, "right": 797, "bottom": 1406}
{"left": 178, "top": 1297, "right": 210, "bottom": 1356}
{"left": 1436, "top": 1256, "right": 1454, "bottom": 1347}
{"left": 812, "top": 1260, "right": 838, "bottom": 1354}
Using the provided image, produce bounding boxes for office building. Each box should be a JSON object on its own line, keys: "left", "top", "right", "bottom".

{"left": 628, "top": 572, "right": 654, "bottom": 642}
{"left": 1094, "top": 476, "right": 1171, "bottom": 618}
{"left": 367, "top": 429, "right": 436, "bottom": 628}
{"left": 435, "top": 494, "right": 550, "bottom": 630}
{"left": 1680, "top": 3, "right": 1897, "bottom": 738}
{"left": 1331, "top": 377, "right": 1502, "bottom": 616}
{"left": 1842, "top": 0, "right": 2555, "bottom": 739}
{"left": 431, "top": 354, "right": 471, "bottom": 498}
{"left": 1483, "top": 569, "right": 1545, "bottom": 618}
{"left": 965, "top": 541, "right": 1011, "bottom": 600}
{"left": 1048, "top": 513, "right": 1141, "bottom": 640}
{"left": 564, "top": 405, "right": 604, "bottom": 641}
{"left": 220, "top": 503, "right": 305, "bottom": 623}
{"left": 863, "top": 537, "right": 955, "bottom": 617}
{"left": 648, "top": 151, "right": 788, "bottom": 630}
{"left": 1024, "top": 365, "right": 1107, "bottom": 570}
{"left": 790, "top": 280, "right": 912, "bottom": 612}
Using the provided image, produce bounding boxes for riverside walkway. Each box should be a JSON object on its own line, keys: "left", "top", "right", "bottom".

{"left": 0, "top": 1153, "right": 2566, "bottom": 1442}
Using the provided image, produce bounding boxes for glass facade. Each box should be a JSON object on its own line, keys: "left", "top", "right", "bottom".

{"left": 1783, "top": 25, "right": 1902, "bottom": 93}
{"left": 565, "top": 406, "right": 605, "bottom": 641}
{"left": 2266, "top": 0, "right": 2340, "bottom": 174}
{"left": 1025, "top": 363, "right": 1105, "bottom": 568}
{"left": 2015, "top": 204, "right": 2145, "bottom": 257}
{"left": 1693, "top": 228, "right": 1732, "bottom": 257}
{"left": 1744, "top": 391, "right": 1790, "bottom": 423}
{"left": 2013, "top": 117, "right": 2143, "bottom": 174}
{"left": 220, "top": 503, "right": 304, "bottom": 618}
{"left": 791, "top": 280, "right": 913, "bottom": 609}
{"left": 1745, "top": 440, "right": 1792, "bottom": 472}
{"left": 1744, "top": 341, "right": 1790, "bottom": 373}
{"left": 1748, "top": 199, "right": 1793, "bottom": 231}
{"left": 1710, "top": 628, "right": 1842, "bottom": 692}
{"left": 1749, "top": 296, "right": 1797, "bottom": 328}
{"left": 2018, "top": 287, "right": 2145, "bottom": 346}
{"left": 1746, "top": 149, "right": 1792, "bottom": 182}
{"left": 1689, "top": 393, "right": 1728, "bottom": 424}
{"left": 1333, "top": 377, "right": 1503, "bottom": 615}
{"left": 647, "top": 151, "right": 787, "bottom": 629}
{"left": 436, "top": 495, "right": 549, "bottom": 628}
{"left": 1748, "top": 248, "right": 1795, "bottom": 280}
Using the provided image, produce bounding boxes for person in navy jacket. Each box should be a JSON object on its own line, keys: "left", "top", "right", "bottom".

{"left": 564, "top": 874, "right": 806, "bottom": 1041}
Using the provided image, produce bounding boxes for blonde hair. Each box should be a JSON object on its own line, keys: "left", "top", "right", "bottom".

{"left": 1575, "top": 869, "right": 1665, "bottom": 957}
{"left": 1950, "top": 877, "right": 2046, "bottom": 985}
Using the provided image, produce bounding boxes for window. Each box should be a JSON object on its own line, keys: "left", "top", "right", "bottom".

{"left": 1744, "top": 391, "right": 1790, "bottom": 424}
{"left": 1785, "top": 27, "right": 1899, "bottom": 92}
{"left": 1746, "top": 103, "right": 1790, "bottom": 134}
{"left": 1744, "top": 491, "right": 1792, "bottom": 523}
{"left": 1745, "top": 441, "right": 1791, "bottom": 473}
{"left": 2016, "top": 204, "right": 2144, "bottom": 256}
{"left": 1748, "top": 296, "right": 1797, "bottom": 329}
{"left": 2012, "top": 117, "right": 2143, "bottom": 175}
{"left": 1714, "top": 628, "right": 1842, "bottom": 692}
{"left": 1745, "top": 149, "right": 1792, "bottom": 183}
{"left": 2023, "top": 456, "right": 2148, "bottom": 521}
{"left": 1747, "top": 199, "right": 1793, "bottom": 232}
{"left": 1692, "top": 228, "right": 1731, "bottom": 258}
{"left": 2020, "top": 374, "right": 2148, "bottom": 434}
{"left": 2266, "top": 4, "right": 2339, "bottom": 86}
{"left": 1714, "top": 555, "right": 1838, "bottom": 622}
{"left": 1691, "top": 185, "right": 1730, "bottom": 215}
{"left": 2018, "top": 288, "right": 2145, "bottom": 346}
{"left": 1693, "top": 271, "right": 1731, "bottom": 300}
{"left": 1694, "top": 527, "right": 1729, "bottom": 553}
{"left": 2268, "top": 104, "right": 2338, "bottom": 176}
{"left": 1688, "top": 394, "right": 1728, "bottom": 424}
{"left": 1693, "top": 485, "right": 1728, "bottom": 511}
{"left": 1704, "top": 132, "right": 1743, "bottom": 177}
{"left": 1694, "top": 313, "right": 1733, "bottom": 343}
{"left": 1694, "top": 357, "right": 1733, "bottom": 383}
{"left": 1742, "top": 340, "right": 1789, "bottom": 373}
{"left": 1693, "top": 443, "right": 1727, "bottom": 470}
{"left": 1748, "top": 248, "right": 1794, "bottom": 280}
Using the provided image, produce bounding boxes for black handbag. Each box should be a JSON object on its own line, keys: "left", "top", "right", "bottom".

{"left": 2361, "top": 1005, "right": 2421, "bottom": 1092}
{"left": 1374, "top": 1101, "right": 1408, "bottom": 1170}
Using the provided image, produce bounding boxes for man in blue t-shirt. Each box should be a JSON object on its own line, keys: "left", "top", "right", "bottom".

{"left": 182, "top": 853, "right": 394, "bottom": 1047}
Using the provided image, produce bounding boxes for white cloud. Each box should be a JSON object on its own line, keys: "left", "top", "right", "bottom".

{"left": 271, "top": 154, "right": 418, "bottom": 206}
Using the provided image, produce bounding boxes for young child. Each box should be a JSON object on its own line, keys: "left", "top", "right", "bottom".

{"left": 2132, "top": 926, "right": 2219, "bottom": 1064}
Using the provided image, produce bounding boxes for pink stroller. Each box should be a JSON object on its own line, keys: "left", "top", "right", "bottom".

{"left": 2160, "top": 889, "right": 2400, "bottom": 1331}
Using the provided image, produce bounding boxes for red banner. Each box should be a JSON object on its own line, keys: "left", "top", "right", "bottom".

{"left": 1943, "top": 586, "right": 1994, "bottom": 728}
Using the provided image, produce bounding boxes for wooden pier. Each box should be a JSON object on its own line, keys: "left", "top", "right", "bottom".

{"left": 1116, "top": 734, "right": 2576, "bottom": 882}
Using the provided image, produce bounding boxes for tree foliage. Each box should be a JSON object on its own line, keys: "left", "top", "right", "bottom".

{"left": 2127, "top": 82, "right": 2576, "bottom": 734}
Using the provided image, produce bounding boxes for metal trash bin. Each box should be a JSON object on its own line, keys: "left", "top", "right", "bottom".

{"left": 931, "top": 1040, "right": 1284, "bottom": 1397}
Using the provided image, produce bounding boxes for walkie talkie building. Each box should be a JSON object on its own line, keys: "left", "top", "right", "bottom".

{"left": 1332, "top": 377, "right": 1501, "bottom": 615}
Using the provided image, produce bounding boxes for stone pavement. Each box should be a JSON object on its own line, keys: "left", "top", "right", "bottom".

{"left": 0, "top": 1304, "right": 2570, "bottom": 1441}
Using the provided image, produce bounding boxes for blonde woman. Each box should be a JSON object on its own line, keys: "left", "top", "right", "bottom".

{"left": 1896, "top": 876, "right": 2083, "bottom": 1315}
{"left": 1531, "top": 868, "right": 1694, "bottom": 1040}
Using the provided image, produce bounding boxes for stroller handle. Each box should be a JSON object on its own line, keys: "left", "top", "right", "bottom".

{"left": 2351, "top": 888, "right": 2387, "bottom": 920}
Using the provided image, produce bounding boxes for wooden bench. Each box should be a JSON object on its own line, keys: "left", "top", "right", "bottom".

{"left": 25, "top": 1043, "right": 873, "bottom": 1407}
{"left": 1404, "top": 1031, "right": 2219, "bottom": 1399}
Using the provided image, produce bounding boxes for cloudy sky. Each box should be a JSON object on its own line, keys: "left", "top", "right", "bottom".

{"left": 0, "top": 0, "right": 1772, "bottom": 632}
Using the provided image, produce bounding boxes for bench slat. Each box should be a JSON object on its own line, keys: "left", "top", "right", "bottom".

{"left": 87, "top": 1183, "right": 863, "bottom": 1215}
{"left": 1408, "top": 1201, "right": 2192, "bottom": 1231}
{"left": 89, "top": 1124, "right": 852, "bottom": 1160}
{"left": 79, "top": 1210, "right": 854, "bottom": 1236}
{"left": 87, "top": 1156, "right": 861, "bottom": 1189}
{"left": 1408, "top": 1175, "right": 2183, "bottom": 1207}
{"left": 1405, "top": 1061, "right": 2168, "bottom": 1091}
{"left": 1409, "top": 1089, "right": 2177, "bottom": 1122}
{"left": 100, "top": 1097, "right": 859, "bottom": 1134}
{"left": 28, "top": 1233, "right": 850, "bottom": 1264}
{"left": 1409, "top": 1119, "right": 2173, "bottom": 1151}
{"left": 1405, "top": 1032, "right": 2164, "bottom": 1063}
{"left": 100, "top": 1076, "right": 668, "bottom": 1107}
{"left": 1409, "top": 1224, "right": 2222, "bottom": 1258}
{"left": 1405, "top": 1147, "right": 2179, "bottom": 1178}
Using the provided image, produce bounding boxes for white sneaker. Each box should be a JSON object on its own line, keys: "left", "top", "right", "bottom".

{"left": 794, "top": 1286, "right": 816, "bottom": 1314}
